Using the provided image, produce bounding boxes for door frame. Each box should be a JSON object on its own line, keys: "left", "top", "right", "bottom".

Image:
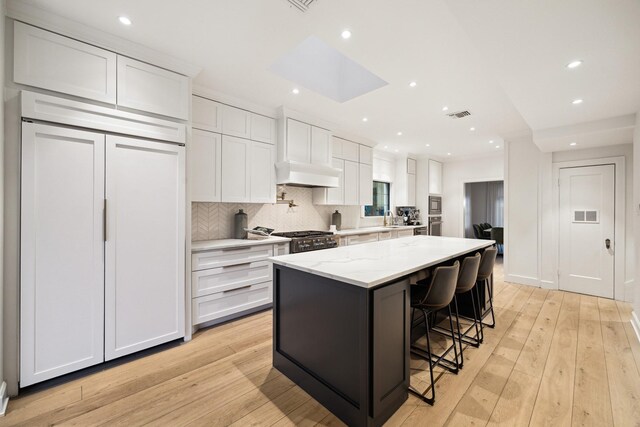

{"left": 551, "top": 156, "right": 625, "bottom": 300}
{"left": 460, "top": 177, "right": 504, "bottom": 238}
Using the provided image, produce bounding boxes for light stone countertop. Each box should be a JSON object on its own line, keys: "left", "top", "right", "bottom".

{"left": 270, "top": 235, "right": 495, "bottom": 289}
{"left": 192, "top": 236, "right": 291, "bottom": 252}
{"left": 333, "top": 225, "right": 425, "bottom": 236}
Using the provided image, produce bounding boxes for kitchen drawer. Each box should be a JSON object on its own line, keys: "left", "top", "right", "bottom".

{"left": 347, "top": 233, "right": 378, "bottom": 246}
{"left": 192, "top": 245, "right": 273, "bottom": 271}
{"left": 378, "top": 231, "right": 393, "bottom": 240}
{"left": 397, "top": 229, "right": 415, "bottom": 238}
{"left": 192, "top": 281, "right": 272, "bottom": 325}
{"left": 192, "top": 260, "right": 272, "bottom": 298}
{"left": 273, "top": 243, "right": 290, "bottom": 256}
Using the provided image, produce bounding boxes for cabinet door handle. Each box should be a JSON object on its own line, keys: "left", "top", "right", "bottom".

{"left": 222, "top": 262, "right": 252, "bottom": 269}
{"left": 103, "top": 199, "right": 107, "bottom": 242}
{"left": 222, "top": 246, "right": 250, "bottom": 252}
{"left": 223, "top": 285, "right": 252, "bottom": 294}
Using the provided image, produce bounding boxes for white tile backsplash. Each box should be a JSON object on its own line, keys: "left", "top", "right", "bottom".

{"left": 191, "top": 186, "right": 383, "bottom": 241}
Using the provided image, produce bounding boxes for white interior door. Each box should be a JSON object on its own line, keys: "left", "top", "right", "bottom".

{"left": 20, "top": 123, "right": 105, "bottom": 386}
{"left": 559, "top": 165, "right": 615, "bottom": 298}
{"left": 105, "top": 135, "right": 185, "bottom": 360}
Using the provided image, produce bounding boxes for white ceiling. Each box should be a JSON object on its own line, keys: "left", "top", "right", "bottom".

{"left": 14, "top": 0, "right": 640, "bottom": 158}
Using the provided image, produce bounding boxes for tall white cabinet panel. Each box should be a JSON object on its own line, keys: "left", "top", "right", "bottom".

{"left": 428, "top": 160, "right": 443, "bottom": 195}
{"left": 250, "top": 114, "right": 275, "bottom": 144}
{"left": 117, "top": 56, "right": 189, "bottom": 120}
{"left": 20, "top": 123, "right": 105, "bottom": 386}
{"left": 359, "top": 145, "right": 373, "bottom": 165}
{"left": 191, "top": 129, "right": 222, "bottom": 202}
{"left": 359, "top": 163, "right": 373, "bottom": 206}
{"left": 311, "top": 127, "right": 332, "bottom": 166}
{"left": 251, "top": 141, "right": 276, "bottom": 203}
{"left": 222, "top": 106, "right": 251, "bottom": 139}
{"left": 14, "top": 22, "right": 117, "bottom": 104}
{"left": 344, "top": 160, "right": 360, "bottom": 205}
{"left": 105, "top": 136, "right": 185, "bottom": 360}
{"left": 221, "top": 135, "right": 251, "bottom": 202}
{"left": 407, "top": 173, "right": 416, "bottom": 206}
{"left": 192, "top": 96, "right": 222, "bottom": 133}
{"left": 286, "top": 119, "right": 311, "bottom": 163}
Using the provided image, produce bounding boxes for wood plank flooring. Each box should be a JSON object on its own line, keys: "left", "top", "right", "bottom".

{"left": 2, "top": 259, "right": 639, "bottom": 427}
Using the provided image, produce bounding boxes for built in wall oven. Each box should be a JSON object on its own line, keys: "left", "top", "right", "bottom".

{"left": 428, "top": 196, "right": 442, "bottom": 215}
{"left": 428, "top": 216, "right": 442, "bottom": 236}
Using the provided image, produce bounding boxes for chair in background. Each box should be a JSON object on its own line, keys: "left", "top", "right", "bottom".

{"left": 490, "top": 227, "right": 504, "bottom": 254}
{"left": 472, "top": 224, "right": 486, "bottom": 240}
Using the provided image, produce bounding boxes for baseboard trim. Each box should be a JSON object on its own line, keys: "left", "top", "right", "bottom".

{"left": 631, "top": 311, "right": 640, "bottom": 344}
{"left": 540, "top": 279, "right": 556, "bottom": 290}
{"left": 0, "top": 381, "right": 9, "bottom": 416}
{"left": 624, "top": 279, "right": 635, "bottom": 302}
{"left": 505, "top": 274, "right": 540, "bottom": 287}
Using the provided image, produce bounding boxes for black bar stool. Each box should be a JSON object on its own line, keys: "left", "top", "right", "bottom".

{"left": 409, "top": 261, "right": 460, "bottom": 405}
{"left": 478, "top": 246, "right": 498, "bottom": 328}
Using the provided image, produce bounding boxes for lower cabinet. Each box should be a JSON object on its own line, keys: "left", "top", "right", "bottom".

{"left": 346, "top": 232, "right": 379, "bottom": 246}
{"left": 20, "top": 123, "right": 186, "bottom": 386}
{"left": 191, "top": 242, "right": 288, "bottom": 327}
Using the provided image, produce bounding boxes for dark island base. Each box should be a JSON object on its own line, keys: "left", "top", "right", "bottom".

{"left": 273, "top": 265, "right": 411, "bottom": 427}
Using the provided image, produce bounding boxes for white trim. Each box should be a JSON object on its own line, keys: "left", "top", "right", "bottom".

{"left": 624, "top": 279, "right": 635, "bottom": 302}
{"left": 503, "top": 141, "right": 510, "bottom": 281}
{"left": 0, "top": 382, "right": 8, "bottom": 416}
{"left": 540, "top": 280, "right": 556, "bottom": 289}
{"left": 631, "top": 312, "right": 640, "bottom": 344}
{"left": 505, "top": 274, "right": 540, "bottom": 287}
{"left": 5, "top": 0, "right": 201, "bottom": 77}
{"left": 552, "top": 156, "right": 626, "bottom": 300}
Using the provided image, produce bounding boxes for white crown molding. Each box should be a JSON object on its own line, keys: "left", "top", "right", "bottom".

{"left": 502, "top": 128, "right": 534, "bottom": 144}
{"left": 534, "top": 114, "right": 636, "bottom": 141}
{"left": 192, "top": 84, "right": 278, "bottom": 119}
{"left": 5, "top": 0, "right": 201, "bottom": 77}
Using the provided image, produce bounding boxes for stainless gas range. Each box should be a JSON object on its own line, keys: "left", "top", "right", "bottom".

{"left": 271, "top": 230, "right": 339, "bottom": 253}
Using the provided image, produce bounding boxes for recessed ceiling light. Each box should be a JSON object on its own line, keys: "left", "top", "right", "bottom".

{"left": 118, "top": 16, "right": 132, "bottom": 26}
{"left": 384, "top": 145, "right": 388, "bottom": 149}
{"left": 397, "top": 131, "right": 403, "bottom": 136}
{"left": 341, "top": 29, "right": 352, "bottom": 39}
{"left": 394, "top": 149, "right": 399, "bottom": 153}
{"left": 570, "top": 142, "right": 577, "bottom": 146}
{"left": 409, "top": 81, "right": 417, "bottom": 88}
{"left": 495, "top": 145, "right": 500, "bottom": 149}
{"left": 566, "top": 60, "right": 583, "bottom": 69}
{"left": 572, "top": 98, "right": 583, "bottom": 105}
{"left": 442, "top": 106, "right": 449, "bottom": 111}
{"left": 447, "top": 152, "right": 452, "bottom": 156}
{"left": 362, "top": 117, "right": 368, "bottom": 122}
{"left": 292, "top": 88, "right": 300, "bottom": 94}
{"left": 470, "top": 127, "right": 476, "bottom": 131}
{"left": 489, "top": 140, "right": 494, "bottom": 144}
{"left": 425, "top": 144, "right": 430, "bottom": 147}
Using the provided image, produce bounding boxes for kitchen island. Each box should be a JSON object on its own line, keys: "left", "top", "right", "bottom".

{"left": 270, "top": 235, "right": 495, "bottom": 427}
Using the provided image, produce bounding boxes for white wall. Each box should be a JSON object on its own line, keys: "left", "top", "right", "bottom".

{"left": 441, "top": 154, "right": 504, "bottom": 238}
{"left": 633, "top": 113, "right": 640, "bottom": 328}
{"left": 0, "top": 2, "right": 6, "bottom": 404}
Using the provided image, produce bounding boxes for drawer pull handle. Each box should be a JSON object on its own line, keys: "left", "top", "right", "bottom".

{"left": 222, "top": 262, "right": 253, "bottom": 269}
{"left": 222, "top": 246, "right": 250, "bottom": 252}
{"left": 223, "top": 285, "right": 252, "bottom": 294}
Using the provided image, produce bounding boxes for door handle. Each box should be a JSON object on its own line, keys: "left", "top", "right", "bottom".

{"left": 605, "top": 238, "right": 611, "bottom": 249}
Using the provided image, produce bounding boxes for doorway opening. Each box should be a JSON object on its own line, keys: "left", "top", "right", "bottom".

{"left": 463, "top": 181, "right": 504, "bottom": 253}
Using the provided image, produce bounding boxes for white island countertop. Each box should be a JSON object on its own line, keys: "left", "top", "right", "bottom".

{"left": 269, "top": 235, "right": 495, "bottom": 288}
{"left": 333, "top": 225, "right": 425, "bottom": 236}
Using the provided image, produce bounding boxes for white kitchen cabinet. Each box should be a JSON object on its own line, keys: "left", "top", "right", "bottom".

{"left": 192, "top": 96, "right": 222, "bottom": 133}
{"left": 192, "top": 282, "right": 272, "bottom": 326}
{"left": 104, "top": 135, "right": 185, "bottom": 361}
{"left": 222, "top": 105, "right": 251, "bottom": 139}
{"left": 286, "top": 118, "right": 311, "bottom": 163}
{"left": 341, "top": 140, "right": 359, "bottom": 162}
{"left": 344, "top": 160, "right": 360, "bottom": 205}
{"left": 359, "top": 145, "right": 373, "bottom": 165}
{"left": 221, "top": 135, "right": 251, "bottom": 203}
{"left": 407, "top": 158, "right": 417, "bottom": 175}
{"left": 14, "top": 21, "right": 117, "bottom": 104}
{"left": 311, "top": 126, "right": 332, "bottom": 166}
{"left": 429, "top": 159, "right": 443, "bottom": 194}
{"left": 251, "top": 141, "right": 276, "bottom": 203}
{"left": 20, "top": 123, "right": 106, "bottom": 387}
{"left": 347, "top": 233, "right": 378, "bottom": 246}
{"left": 359, "top": 163, "right": 373, "bottom": 206}
{"left": 116, "top": 56, "right": 189, "bottom": 120}
{"left": 397, "top": 229, "right": 415, "bottom": 238}
{"left": 332, "top": 137, "right": 343, "bottom": 159}
{"left": 378, "top": 230, "right": 393, "bottom": 240}
{"left": 250, "top": 113, "right": 276, "bottom": 144}
{"left": 190, "top": 129, "right": 222, "bottom": 202}
{"left": 407, "top": 173, "right": 416, "bottom": 206}
{"left": 313, "top": 158, "right": 345, "bottom": 205}
{"left": 192, "top": 261, "right": 272, "bottom": 298}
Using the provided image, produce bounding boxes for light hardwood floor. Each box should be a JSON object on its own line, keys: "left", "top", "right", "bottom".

{"left": 2, "top": 260, "right": 639, "bottom": 427}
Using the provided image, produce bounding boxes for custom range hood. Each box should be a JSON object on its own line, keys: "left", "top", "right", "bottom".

{"left": 275, "top": 160, "right": 340, "bottom": 187}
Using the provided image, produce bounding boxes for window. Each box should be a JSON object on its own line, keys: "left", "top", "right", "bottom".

{"left": 364, "top": 181, "right": 390, "bottom": 216}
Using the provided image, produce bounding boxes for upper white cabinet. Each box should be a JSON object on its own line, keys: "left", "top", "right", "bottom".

{"left": 14, "top": 21, "right": 117, "bottom": 104}
{"left": 344, "top": 160, "right": 359, "bottom": 205}
{"left": 407, "top": 158, "right": 417, "bottom": 175}
{"left": 285, "top": 119, "right": 311, "bottom": 163}
{"left": 333, "top": 137, "right": 359, "bottom": 162}
{"left": 117, "top": 56, "right": 189, "bottom": 120}
{"left": 313, "top": 158, "right": 345, "bottom": 205}
{"left": 407, "top": 173, "right": 416, "bottom": 206}
{"left": 222, "top": 105, "right": 251, "bottom": 139}
{"left": 359, "top": 163, "right": 373, "bottom": 206}
{"left": 192, "top": 96, "right": 222, "bottom": 133}
{"left": 311, "top": 127, "right": 332, "bottom": 166}
{"left": 250, "top": 113, "right": 276, "bottom": 145}
{"left": 359, "top": 145, "right": 373, "bottom": 165}
{"left": 250, "top": 141, "right": 276, "bottom": 203}
{"left": 221, "top": 135, "right": 252, "bottom": 203}
{"left": 429, "top": 159, "right": 443, "bottom": 195}
{"left": 190, "top": 129, "right": 221, "bottom": 202}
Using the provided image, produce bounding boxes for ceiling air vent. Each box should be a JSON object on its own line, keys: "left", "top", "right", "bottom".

{"left": 447, "top": 110, "right": 471, "bottom": 119}
{"left": 287, "top": 0, "right": 317, "bottom": 12}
